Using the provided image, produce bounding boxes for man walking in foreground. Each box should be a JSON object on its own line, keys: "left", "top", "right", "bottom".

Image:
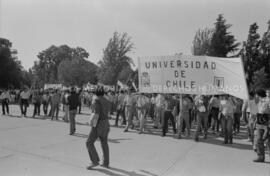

{"left": 86, "top": 86, "right": 110, "bottom": 169}
{"left": 67, "top": 87, "right": 79, "bottom": 135}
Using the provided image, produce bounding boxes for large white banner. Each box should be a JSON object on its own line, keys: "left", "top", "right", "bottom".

{"left": 138, "top": 55, "right": 248, "bottom": 99}
{"left": 44, "top": 84, "right": 62, "bottom": 90}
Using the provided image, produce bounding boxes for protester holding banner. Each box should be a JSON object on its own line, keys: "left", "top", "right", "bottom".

{"left": 194, "top": 95, "right": 209, "bottom": 141}
{"left": 208, "top": 95, "right": 220, "bottom": 133}
{"left": 177, "top": 95, "right": 193, "bottom": 139}
{"left": 219, "top": 95, "right": 235, "bottom": 144}
{"left": 154, "top": 94, "right": 165, "bottom": 129}
{"left": 162, "top": 94, "right": 177, "bottom": 137}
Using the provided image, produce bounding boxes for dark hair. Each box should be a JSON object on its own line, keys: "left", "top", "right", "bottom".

{"left": 255, "top": 89, "right": 266, "bottom": 98}
{"left": 71, "top": 87, "right": 76, "bottom": 94}
{"left": 95, "top": 86, "right": 105, "bottom": 96}
{"left": 249, "top": 91, "right": 255, "bottom": 97}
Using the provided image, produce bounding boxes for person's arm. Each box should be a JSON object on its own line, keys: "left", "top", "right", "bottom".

{"left": 208, "top": 97, "right": 213, "bottom": 111}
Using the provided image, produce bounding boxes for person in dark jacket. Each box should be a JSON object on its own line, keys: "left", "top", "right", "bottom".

{"left": 86, "top": 86, "right": 111, "bottom": 169}
{"left": 67, "top": 87, "right": 79, "bottom": 135}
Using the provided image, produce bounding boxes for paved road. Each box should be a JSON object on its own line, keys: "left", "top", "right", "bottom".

{"left": 0, "top": 105, "right": 269, "bottom": 176}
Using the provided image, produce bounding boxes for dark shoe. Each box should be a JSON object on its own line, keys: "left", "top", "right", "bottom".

{"left": 223, "top": 141, "right": 228, "bottom": 144}
{"left": 253, "top": 157, "right": 265, "bottom": 163}
{"left": 86, "top": 163, "right": 99, "bottom": 170}
{"left": 195, "top": 137, "right": 199, "bottom": 142}
{"left": 123, "top": 129, "right": 128, "bottom": 132}
{"left": 100, "top": 164, "right": 109, "bottom": 168}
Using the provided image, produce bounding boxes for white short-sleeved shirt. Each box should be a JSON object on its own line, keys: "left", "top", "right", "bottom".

{"left": 20, "top": 91, "right": 30, "bottom": 99}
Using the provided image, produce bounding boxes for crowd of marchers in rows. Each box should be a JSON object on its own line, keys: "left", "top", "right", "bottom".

{"left": 0, "top": 87, "right": 269, "bottom": 163}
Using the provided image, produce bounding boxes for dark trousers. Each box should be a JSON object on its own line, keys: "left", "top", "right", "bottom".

{"left": 69, "top": 110, "right": 77, "bottom": 134}
{"left": 195, "top": 112, "right": 208, "bottom": 138}
{"left": 86, "top": 120, "right": 110, "bottom": 166}
{"left": 163, "top": 110, "right": 176, "bottom": 135}
{"left": 254, "top": 127, "right": 270, "bottom": 159}
{"left": 43, "top": 102, "right": 48, "bottom": 115}
{"left": 115, "top": 107, "right": 126, "bottom": 125}
{"left": 233, "top": 113, "right": 241, "bottom": 132}
{"left": 1, "top": 100, "right": 9, "bottom": 115}
{"left": 221, "top": 115, "right": 233, "bottom": 143}
{"left": 21, "top": 99, "right": 28, "bottom": 116}
{"left": 210, "top": 107, "right": 219, "bottom": 131}
{"left": 33, "top": 103, "right": 41, "bottom": 116}
{"left": 50, "top": 104, "right": 59, "bottom": 120}
{"left": 78, "top": 103, "right": 82, "bottom": 114}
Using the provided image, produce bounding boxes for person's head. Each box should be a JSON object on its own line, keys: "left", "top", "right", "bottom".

{"left": 255, "top": 89, "right": 266, "bottom": 99}
{"left": 71, "top": 87, "right": 76, "bottom": 94}
{"left": 249, "top": 91, "right": 255, "bottom": 99}
{"left": 95, "top": 86, "right": 105, "bottom": 97}
{"left": 223, "top": 94, "right": 229, "bottom": 100}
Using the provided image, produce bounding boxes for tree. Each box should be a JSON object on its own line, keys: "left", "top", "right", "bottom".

{"left": 0, "top": 38, "right": 24, "bottom": 88}
{"left": 32, "top": 45, "right": 89, "bottom": 86}
{"left": 192, "top": 28, "right": 213, "bottom": 56}
{"left": 240, "top": 23, "right": 262, "bottom": 88}
{"left": 209, "top": 14, "right": 240, "bottom": 57}
{"left": 260, "top": 20, "right": 270, "bottom": 80}
{"left": 58, "top": 58, "right": 98, "bottom": 87}
{"left": 98, "top": 32, "right": 134, "bottom": 85}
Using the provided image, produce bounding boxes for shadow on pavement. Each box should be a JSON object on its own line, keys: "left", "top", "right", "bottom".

{"left": 200, "top": 137, "right": 252, "bottom": 150}
{"left": 73, "top": 133, "right": 132, "bottom": 144}
{"left": 93, "top": 167, "right": 158, "bottom": 176}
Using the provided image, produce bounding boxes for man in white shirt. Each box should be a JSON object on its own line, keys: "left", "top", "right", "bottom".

{"left": 154, "top": 94, "right": 165, "bottom": 129}
{"left": 20, "top": 88, "right": 31, "bottom": 117}
{"left": 219, "top": 94, "right": 235, "bottom": 144}
{"left": 123, "top": 89, "right": 137, "bottom": 132}
{"left": 208, "top": 95, "right": 220, "bottom": 133}
{"left": 242, "top": 91, "right": 258, "bottom": 142}
{"left": 253, "top": 89, "right": 270, "bottom": 162}
{"left": 1, "top": 89, "right": 11, "bottom": 115}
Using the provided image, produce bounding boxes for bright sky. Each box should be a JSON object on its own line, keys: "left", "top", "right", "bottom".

{"left": 1, "top": 0, "right": 269, "bottom": 69}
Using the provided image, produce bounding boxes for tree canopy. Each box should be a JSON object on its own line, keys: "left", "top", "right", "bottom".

{"left": 98, "top": 32, "right": 134, "bottom": 85}
{"left": 0, "top": 38, "right": 31, "bottom": 89}
{"left": 58, "top": 58, "right": 98, "bottom": 87}
{"left": 209, "top": 14, "right": 240, "bottom": 57}
{"left": 32, "top": 45, "right": 90, "bottom": 88}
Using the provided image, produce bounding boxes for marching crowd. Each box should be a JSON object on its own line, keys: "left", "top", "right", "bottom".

{"left": 1, "top": 87, "right": 270, "bottom": 165}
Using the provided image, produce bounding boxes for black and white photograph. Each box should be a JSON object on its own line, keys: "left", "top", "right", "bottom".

{"left": 0, "top": 0, "right": 270, "bottom": 175}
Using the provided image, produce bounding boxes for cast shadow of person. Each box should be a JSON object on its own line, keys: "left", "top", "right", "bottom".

{"left": 72, "top": 133, "right": 132, "bottom": 144}
{"left": 92, "top": 167, "right": 159, "bottom": 176}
